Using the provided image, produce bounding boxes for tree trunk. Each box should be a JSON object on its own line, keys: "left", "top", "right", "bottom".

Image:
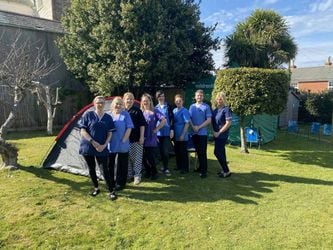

{"left": 45, "top": 86, "right": 53, "bottom": 135}
{"left": 239, "top": 116, "right": 249, "bottom": 153}
{"left": 0, "top": 87, "right": 24, "bottom": 141}
{"left": 0, "top": 140, "right": 18, "bottom": 170}
{"left": 47, "top": 106, "right": 53, "bottom": 135}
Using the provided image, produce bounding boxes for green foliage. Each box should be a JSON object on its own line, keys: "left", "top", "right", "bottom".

{"left": 213, "top": 68, "right": 289, "bottom": 116}
{"left": 225, "top": 9, "right": 297, "bottom": 68}
{"left": 301, "top": 91, "right": 333, "bottom": 124}
{"left": 57, "top": 0, "right": 220, "bottom": 95}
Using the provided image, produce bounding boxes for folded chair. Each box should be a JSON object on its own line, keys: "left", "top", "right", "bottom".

{"left": 310, "top": 122, "right": 321, "bottom": 140}
{"left": 245, "top": 127, "right": 262, "bottom": 149}
{"left": 323, "top": 124, "right": 332, "bottom": 136}
{"left": 287, "top": 120, "right": 299, "bottom": 134}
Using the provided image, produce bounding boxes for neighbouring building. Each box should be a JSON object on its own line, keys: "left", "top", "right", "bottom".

{"left": 278, "top": 90, "right": 300, "bottom": 127}
{"left": 290, "top": 57, "right": 333, "bottom": 93}
{"left": 0, "top": 0, "right": 70, "bottom": 21}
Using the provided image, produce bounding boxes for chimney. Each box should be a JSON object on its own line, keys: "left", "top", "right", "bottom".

{"left": 289, "top": 59, "right": 297, "bottom": 69}
{"left": 325, "top": 56, "right": 332, "bottom": 66}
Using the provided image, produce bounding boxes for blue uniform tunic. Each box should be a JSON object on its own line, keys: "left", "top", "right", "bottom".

{"left": 212, "top": 106, "right": 232, "bottom": 139}
{"left": 189, "top": 103, "right": 212, "bottom": 136}
{"left": 155, "top": 103, "right": 172, "bottom": 136}
{"left": 143, "top": 108, "right": 165, "bottom": 147}
{"left": 173, "top": 107, "right": 190, "bottom": 141}
{"left": 108, "top": 110, "right": 134, "bottom": 153}
{"left": 78, "top": 111, "right": 116, "bottom": 156}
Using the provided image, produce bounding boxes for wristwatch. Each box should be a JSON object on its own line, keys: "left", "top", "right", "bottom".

{"left": 89, "top": 138, "right": 93, "bottom": 143}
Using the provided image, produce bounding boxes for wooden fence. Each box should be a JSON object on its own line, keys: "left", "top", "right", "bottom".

{"left": 0, "top": 85, "right": 85, "bottom": 131}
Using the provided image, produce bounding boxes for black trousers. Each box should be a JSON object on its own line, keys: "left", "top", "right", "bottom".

{"left": 83, "top": 155, "right": 114, "bottom": 192}
{"left": 174, "top": 140, "right": 189, "bottom": 172}
{"left": 192, "top": 134, "right": 208, "bottom": 175}
{"left": 143, "top": 147, "right": 157, "bottom": 177}
{"left": 214, "top": 137, "right": 230, "bottom": 173}
{"left": 109, "top": 152, "right": 129, "bottom": 187}
{"left": 157, "top": 136, "right": 171, "bottom": 170}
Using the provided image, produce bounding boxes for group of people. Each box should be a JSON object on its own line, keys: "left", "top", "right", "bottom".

{"left": 78, "top": 90, "right": 232, "bottom": 201}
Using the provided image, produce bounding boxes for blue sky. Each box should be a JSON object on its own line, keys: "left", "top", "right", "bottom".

{"left": 198, "top": 0, "right": 333, "bottom": 68}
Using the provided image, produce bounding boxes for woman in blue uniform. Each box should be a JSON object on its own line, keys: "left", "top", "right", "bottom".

{"left": 79, "top": 96, "right": 117, "bottom": 200}
{"left": 108, "top": 97, "right": 134, "bottom": 191}
{"left": 212, "top": 92, "right": 232, "bottom": 178}
{"left": 173, "top": 94, "right": 190, "bottom": 173}
{"left": 155, "top": 90, "right": 174, "bottom": 176}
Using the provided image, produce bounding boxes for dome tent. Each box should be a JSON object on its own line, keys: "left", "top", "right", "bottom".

{"left": 42, "top": 96, "right": 140, "bottom": 177}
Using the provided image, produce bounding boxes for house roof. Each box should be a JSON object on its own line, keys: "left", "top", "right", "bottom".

{"left": 0, "top": 10, "right": 63, "bottom": 34}
{"left": 290, "top": 66, "right": 333, "bottom": 84}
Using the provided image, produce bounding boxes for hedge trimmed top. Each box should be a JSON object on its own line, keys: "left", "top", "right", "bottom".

{"left": 212, "top": 67, "right": 289, "bottom": 117}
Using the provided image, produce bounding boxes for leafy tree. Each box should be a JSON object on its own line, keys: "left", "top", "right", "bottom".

{"left": 57, "top": 0, "right": 220, "bottom": 95}
{"left": 213, "top": 68, "right": 289, "bottom": 153}
{"left": 224, "top": 9, "right": 297, "bottom": 68}
{"left": 303, "top": 92, "right": 333, "bottom": 124}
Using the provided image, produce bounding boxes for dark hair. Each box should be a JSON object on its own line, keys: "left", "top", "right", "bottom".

{"left": 155, "top": 90, "right": 165, "bottom": 99}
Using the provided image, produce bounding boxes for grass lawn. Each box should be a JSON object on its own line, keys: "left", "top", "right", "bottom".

{"left": 1, "top": 130, "right": 333, "bottom": 249}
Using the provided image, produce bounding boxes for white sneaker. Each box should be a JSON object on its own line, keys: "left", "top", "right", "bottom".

{"left": 164, "top": 169, "right": 171, "bottom": 176}
{"left": 134, "top": 176, "right": 141, "bottom": 185}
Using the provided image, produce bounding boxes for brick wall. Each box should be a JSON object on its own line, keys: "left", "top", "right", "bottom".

{"left": 298, "top": 81, "right": 328, "bottom": 93}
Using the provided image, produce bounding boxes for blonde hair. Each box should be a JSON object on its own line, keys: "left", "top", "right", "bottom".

{"left": 110, "top": 96, "right": 124, "bottom": 112}
{"left": 140, "top": 93, "right": 154, "bottom": 111}
{"left": 215, "top": 91, "right": 228, "bottom": 106}
{"left": 123, "top": 92, "right": 134, "bottom": 99}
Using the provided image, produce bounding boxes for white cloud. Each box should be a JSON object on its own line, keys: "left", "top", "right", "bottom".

{"left": 211, "top": 47, "right": 226, "bottom": 69}
{"left": 295, "top": 42, "right": 333, "bottom": 67}
{"left": 286, "top": 13, "right": 333, "bottom": 37}
{"left": 309, "top": 0, "right": 333, "bottom": 12}
{"left": 202, "top": 8, "right": 253, "bottom": 37}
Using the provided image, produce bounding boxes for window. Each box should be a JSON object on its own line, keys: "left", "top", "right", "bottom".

{"left": 328, "top": 81, "right": 333, "bottom": 91}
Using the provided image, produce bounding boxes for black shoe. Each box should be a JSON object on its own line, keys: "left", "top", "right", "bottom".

{"left": 90, "top": 189, "right": 100, "bottom": 196}
{"left": 109, "top": 192, "right": 117, "bottom": 201}
{"left": 200, "top": 173, "right": 207, "bottom": 178}
{"left": 193, "top": 168, "right": 201, "bottom": 173}
{"left": 173, "top": 167, "right": 180, "bottom": 171}
{"left": 151, "top": 174, "right": 158, "bottom": 180}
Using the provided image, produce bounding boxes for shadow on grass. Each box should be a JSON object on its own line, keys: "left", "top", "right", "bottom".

{"left": 20, "top": 165, "right": 90, "bottom": 194}
{"left": 19, "top": 158, "right": 333, "bottom": 205}
{"left": 119, "top": 161, "right": 333, "bottom": 205}
{"left": 262, "top": 133, "right": 333, "bottom": 169}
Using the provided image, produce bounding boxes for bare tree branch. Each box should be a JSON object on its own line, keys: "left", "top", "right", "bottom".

{"left": 0, "top": 30, "right": 60, "bottom": 140}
